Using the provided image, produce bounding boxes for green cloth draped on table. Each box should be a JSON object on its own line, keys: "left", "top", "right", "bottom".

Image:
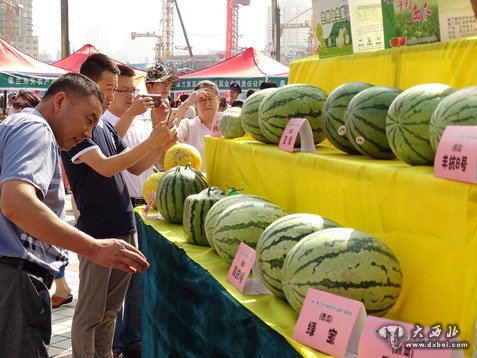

{"left": 138, "top": 214, "right": 303, "bottom": 358}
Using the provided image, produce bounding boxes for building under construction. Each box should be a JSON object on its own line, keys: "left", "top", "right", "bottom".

{"left": 0, "top": 0, "right": 38, "bottom": 57}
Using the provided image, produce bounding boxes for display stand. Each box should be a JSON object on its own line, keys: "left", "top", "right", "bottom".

{"left": 204, "top": 137, "right": 477, "bottom": 354}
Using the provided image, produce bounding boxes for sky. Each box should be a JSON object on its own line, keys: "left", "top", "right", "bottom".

{"left": 32, "top": 0, "right": 271, "bottom": 64}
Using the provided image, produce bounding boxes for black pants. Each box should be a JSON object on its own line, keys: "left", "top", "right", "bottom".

{"left": 0, "top": 261, "right": 52, "bottom": 357}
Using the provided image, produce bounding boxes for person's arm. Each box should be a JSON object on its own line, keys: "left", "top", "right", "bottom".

{"left": 173, "top": 90, "right": 205, "bottom": 126}
{"left": 0, "top": 180, "right": 149, "bottom": 273}
{"left": 114, "top": 95, "right": 153, "bottom": 138}
{"left": 77, "top": 122, "right": 177, "bottom": 177}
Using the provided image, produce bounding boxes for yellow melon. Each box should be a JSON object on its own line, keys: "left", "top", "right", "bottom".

{"left": 142, "top": 172, "right": 164, "bottom": 209}
{"left": 163, "top": 143, "right": 202, "bottom": 170}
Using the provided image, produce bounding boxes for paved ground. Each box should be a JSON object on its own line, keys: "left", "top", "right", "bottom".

{"left": 48, "top": 194, "right": 78, "bottom": 358}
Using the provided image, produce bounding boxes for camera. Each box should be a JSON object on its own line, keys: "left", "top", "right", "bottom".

{"left": 140, "top": 94, "right": 162, "bottom": 107}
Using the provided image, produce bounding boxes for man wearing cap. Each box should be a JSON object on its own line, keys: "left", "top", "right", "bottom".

{"left": 229, "top": 83, "right": 242, "bottom": 104}
{"left": 145, "top": 64, "right": 179, "bottom": 105}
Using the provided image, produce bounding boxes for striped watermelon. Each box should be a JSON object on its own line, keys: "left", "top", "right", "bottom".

{"left": 429, "top": 86, "right": 477, "bottom": 152}
{"left": 386, "top": 84, "right": 455, "bottom": 166}
{"left": 256, "top": 214, "right": 341, "bottom": 299}
{"left": 218, "top": 107, "right": 245, "bottom": 139}
{"left": 322, "top": 82, "right": 374, "bottom": 154}
{"left": 240, "top": 88, "right": 278, "bottom": 143}
{"left": 183, "top": 186, "right": 226, "bottom": 246}
{"left": 281, "top": 228, "right": 402, "bottom": 316}
{"left": 346, "top": 86, "right": 402, "bottom": 159}
{"left": 204, "top": 194, "right": 270, "bottom": 249}
{"left": 258, "top": 84, "right": 328, "bottom": 146}
{"left": 156, "top": 164, "right": 208, "bottom": 224}
{"left": 213, "top": 201, "right": 288, "bottom": 264}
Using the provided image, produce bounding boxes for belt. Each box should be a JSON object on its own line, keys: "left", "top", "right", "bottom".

{"left": 0, "top": 256, "right": 54, "bottom": 288}
{"left": 131, "top": 197, "right": 147, "bottom": 208}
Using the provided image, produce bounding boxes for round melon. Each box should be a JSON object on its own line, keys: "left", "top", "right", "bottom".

{"left": 346, "top": 86, "right": 402, "bottom": 159}
{"left": 386, "top": 83, "right": 455, "bottom": 166}
{"left": 258, "top": 84, "right": 328, "bottom": 146}
{"left": 282, "top": 228, "right": 402, "bottom": 316}
{"left": 142, "top": 172, "right": 164, "bottom": 209}
{"left": 213, "top": 201, "right": 288, "bottom": 264}
{"left": 322, "top": 82, "right": 374, "bottom": 154}
{"left": 204, "top": 194, "right": 269, "bottom": 249}
{"left": 429, "top": 86, "right": 477, "bottom": 152}
{"left": 218, "top": 107, "right": 245, "bottom": 138}
{"left": 156, "top": 165, "right": 208, "bottom": 224}
{"left": 256, "top": 214, "right": 341, "bottom": 299}
{"left": 183, "top": 186, "right": 226, "bottom": 246}
{"left": 163, "top": 143, "right": 202, "bottom": 171}
{"left": 240, "top": 88, "right": 278, "bottom": 143}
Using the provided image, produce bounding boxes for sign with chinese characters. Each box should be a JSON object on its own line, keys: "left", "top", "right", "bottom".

{"left": 438, "top": 0, "right": 477, "bottom": 42}
{"left": 358, "top": 316, "right": 466, "bottom": 357}
{"left": 142, "top": 191, "right": 156, "bottom": 217}
{"left": 381, "top": 0, "right": 440, "bottom": 49}
{"left": 293, "top": 288, "right": 366, "bottom": 357}
{"left": 434, "top": 125, "right": 477, "bottom": 184}
{"left": 226, "top": 242, "right": 271, "bottom": 295}
{"left": 312, "top": 0, "right": 354, "bottom": 58}
{"left": 349, "top": 0, "right": 386, "bottom": 53}
{"left": 279, "top": 118, "right": 316, "bottom": 154}
{"left": 174, "top": 77, "right": 287, "bottom": 91}
{"left": 0, "top": 72, "right": 58, "bottom": 90}
{"left": 209, "top": 111, "right": 222, "bottom": 138}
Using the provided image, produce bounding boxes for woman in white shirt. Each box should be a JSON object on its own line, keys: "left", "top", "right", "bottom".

{"left": 175, "top": 80, "right": 220, "bottom": 169}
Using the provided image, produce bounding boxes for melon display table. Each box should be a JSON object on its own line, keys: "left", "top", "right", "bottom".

{"left": 203, "top": 136, "right": 477, "bottom": 355}
{"left": 137, "top": 212, "right": 328, "bottom": 357}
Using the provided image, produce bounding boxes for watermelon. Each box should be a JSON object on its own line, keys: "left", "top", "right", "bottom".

{"left": 213, "top": 201, "right": 288, "bottom": 264}
{"left": 322, "top": 82, "right": 374, "bottom": 154}
{"left": 282, "top": 228, "right": 402, "bottom": 316}
{"left": 346, "top": 86, "right": 402, "bottom": 159}
{"left": 258, "top": 84, "right": 328, "bottom": 146}
{"left": 429, "top": 86, "right": 477, "bottom": 152}
{"left": 218, "top": 107, "right": 245, "bottom": 139}
{"left": 240, "top": 88, "right": 278, "bottom": 143}
{"left": 183, "top": 186, "right": 226, "bottom": 246}
{"left": 256, "top": 214, "right": 341, "bottom": 299}
{"left": 204, "top": 194, "right": 270, "bottom": 249}
{"left": 156, "top": 164, "right": 208, "bottom": 224}
{"left": 386, "top": 83, "right": 455, "bottom": 166}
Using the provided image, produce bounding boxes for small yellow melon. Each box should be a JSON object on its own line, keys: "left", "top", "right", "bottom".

{"left": 163, "top": 143, "right": 202, "bottom": 171}
{"left": 142, "top": 172, "right": 164, "bottom": 209}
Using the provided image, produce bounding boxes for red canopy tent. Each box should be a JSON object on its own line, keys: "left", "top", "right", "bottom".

{"left": 0, "top": 37, "right": 66, "bottom": 90}
{"left": 53, "top": 44, "right": 147, "bottom": 77}
{"left": 175, "top": 47, "right": 289, "bottom": 91}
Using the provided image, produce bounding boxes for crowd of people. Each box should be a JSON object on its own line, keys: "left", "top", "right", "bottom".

{"left": 0, "top": 52, "right": 279, "bottom": 358}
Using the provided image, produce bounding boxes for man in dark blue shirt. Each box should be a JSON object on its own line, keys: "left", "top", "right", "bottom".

{"left": 62, "top": 54, "right": 177, "bottom": 357}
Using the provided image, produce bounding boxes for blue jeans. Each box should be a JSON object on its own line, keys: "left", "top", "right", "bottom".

{"left": 113, "top": 270, "right": 142, "bottom": 353}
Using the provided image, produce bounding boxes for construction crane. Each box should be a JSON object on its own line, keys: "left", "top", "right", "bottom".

{"left": 0, "top": 0, "right": 22, "bottom": 43}
{"left": 280, "top": 8, "right": 317, "bottom": 55}
{"left": 131, "top": 0, "right": 192, "bottom": 64}
{"left": 226, "top": 0, "right": 250, "bottom": 59}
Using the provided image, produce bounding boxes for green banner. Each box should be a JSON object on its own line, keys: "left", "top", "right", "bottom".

{"left": 0, "top": 72, "right": 59, "bottom": 90}
{"left": 173, "top": 77, "right": 288, "bottom": 91}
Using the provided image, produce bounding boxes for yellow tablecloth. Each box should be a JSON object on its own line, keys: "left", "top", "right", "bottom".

{"left": 204, "top": 136, "right": 477, "bottom": 353}
{"left": 289, "top": 37, "right": 477, "bottom": 92}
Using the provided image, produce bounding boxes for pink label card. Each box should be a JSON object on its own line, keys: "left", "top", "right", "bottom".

{"left": 434, "top": 125, "right": 477, "bottom": 183}
{"left": 279, "top": 117, "right": 316, "bottom": 154}
{"left": 210, "top": 111, "right": 222, "bottom": 138}
{"left": 227, "top": 242, "right": 271, "bottom": 295}
{"left": 358, "top": 316, "right": 464, "bottom": 358}
{"left": 293, "top": 288, "right": 366, "bottom": 358}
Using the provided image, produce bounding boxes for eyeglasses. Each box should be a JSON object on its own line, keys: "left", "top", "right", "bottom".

{"left": 12, "top": 102, "right": 31, "bottom": 110}
{"left": 114, "top": 88, "right": 139, "bottom": 96}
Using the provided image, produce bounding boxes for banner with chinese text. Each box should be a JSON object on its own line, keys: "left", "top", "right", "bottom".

{"left": 0, "top": 72, "right": 58, "bottom": 90}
